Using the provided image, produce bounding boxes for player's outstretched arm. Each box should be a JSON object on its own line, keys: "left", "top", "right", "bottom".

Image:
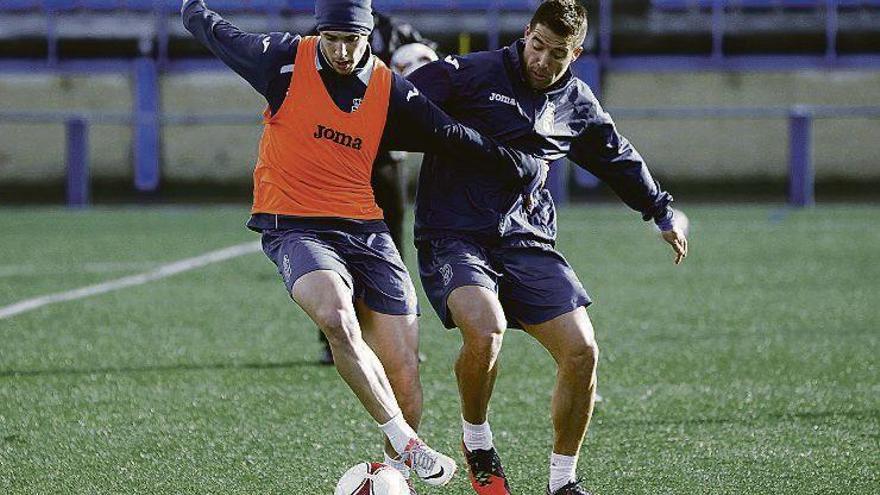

{"left": 382, "top": 75, "right": 545, "bottom": 186}
{"left": 569, "top": 98, "right": 688, "bottom": 263}
{"left": 569, "top": 119, "right": 672, "bottom": 220}
{"left": 181, "top": 0, "right": 297, "bottom": 98}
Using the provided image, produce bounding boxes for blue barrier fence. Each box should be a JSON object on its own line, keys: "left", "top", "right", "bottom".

{"left": 3, "top": 105, "right": 879, "bottom": 208}
{"left": 2, "top": 1, "right": 878, "bottom": 206}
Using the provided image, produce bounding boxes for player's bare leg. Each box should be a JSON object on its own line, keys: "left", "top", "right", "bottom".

{"left": 447, "top": 285, "right": 512, "bottom": 494}
{"left": 316, "top": 159, "right": 406, "bottom": 368}
{"left": 292, "top": 270, "right": 401, "bottom": 423}
{"left": 521, "top": 306, "right": 598, "bottom": 494}
{"left": 293, "top": 271, "right": 453, "bottom": 485}
{"left": 448, "top": 286, "right": 507, "bottom": 423}
{"left": 357, "top": 303, "right": 424, "bottom": 492}
{"left": 356, "top": 302, "right": 423, "bottom": 451}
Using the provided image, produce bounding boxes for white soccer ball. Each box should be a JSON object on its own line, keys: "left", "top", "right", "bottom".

{"left": 334, "top": 462, "right": 409, "bottom": 495}
{"left": 391, "top": 43, "right": 439, "bottom": 77}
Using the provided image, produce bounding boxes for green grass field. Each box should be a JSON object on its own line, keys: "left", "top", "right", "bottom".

{"left": 1, "top": 205, "right": 877, "bottom": 494}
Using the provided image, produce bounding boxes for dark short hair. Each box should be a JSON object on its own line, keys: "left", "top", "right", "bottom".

{"left": 529, "top": 0, "right": 588, "bottom": 43}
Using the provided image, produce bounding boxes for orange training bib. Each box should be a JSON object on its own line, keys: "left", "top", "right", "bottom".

{"left": 251, "top": 36, "right": 391, "bottom": 220}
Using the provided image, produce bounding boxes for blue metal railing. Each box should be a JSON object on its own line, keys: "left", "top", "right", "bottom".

{"left": 609, "top": 105, "right": 880, "bottom": 207}
{"left": 3, "top": 105, "right": 879, "bottom": 208}
{"left": 1, "top": 2, "right": 878, "bottom": 207}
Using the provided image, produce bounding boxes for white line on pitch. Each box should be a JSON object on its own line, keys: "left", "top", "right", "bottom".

{"left": 0, "top": 261, "right": 162, "bottom": 278}
{"left": 0, "top": 241, "right": 262, "bottom": 321}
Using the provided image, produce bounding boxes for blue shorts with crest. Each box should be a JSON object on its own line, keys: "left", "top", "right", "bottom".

{"left": 417, "top": 237, "right": 591, "bottom": 329}
{"left": 261, "top": 228, "right": 418, "bottom": 316}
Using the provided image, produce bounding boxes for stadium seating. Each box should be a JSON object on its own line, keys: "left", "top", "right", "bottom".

{"left": 0, "top": 0, "right": 539, "bottom": 13}
{"left": 1, "top": 0, "right": 41, "bottom": 12}
{"left": 1, "top": 0, "right": 875, "bottom": 13}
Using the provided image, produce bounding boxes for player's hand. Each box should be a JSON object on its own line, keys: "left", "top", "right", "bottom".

{"left": 523, "top": 160, "right": 550, "bottom": 213}
{"left": 661, "top": 228, "right": 688, "bottom": 265}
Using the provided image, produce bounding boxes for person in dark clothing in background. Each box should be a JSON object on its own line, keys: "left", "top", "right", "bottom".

{"left": 369, "top": 12, "right": 436, "bottom": 256}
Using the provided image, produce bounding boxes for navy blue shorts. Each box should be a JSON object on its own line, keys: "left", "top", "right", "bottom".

{"left": 417, "top": 237, "right": 591, "bottom": 329}
{"left": 261, "top": 228, "right": 419, "bottom": 316}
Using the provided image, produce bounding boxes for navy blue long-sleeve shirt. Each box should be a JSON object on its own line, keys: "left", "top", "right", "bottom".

{"left": 409, "top": 40, "right": 674, "bottom": 244}
{"left": 181, "top": 0, "right": 543, "bottom": 231}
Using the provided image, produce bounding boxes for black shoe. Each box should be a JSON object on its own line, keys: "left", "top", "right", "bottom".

{"left": 461, "top": 442, "right": 511, "bottom": 494}
{"left": 547, "top": 479, "right": 591, "bottom": 495}
{"left": 319, "top": 343, "right": 334, "bottom": 365}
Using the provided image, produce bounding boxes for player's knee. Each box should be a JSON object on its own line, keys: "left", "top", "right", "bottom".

{"left": 389, "top": 365, "right": 421, "bottom": 397}
{"left": 560, "top": 339, "right": 599, "bottom": 377}
{"left": 315, "top": 307, "right": 357, "bottom": 347}
{"left": 389, "top": 346, "right": 420, "bottom": 377}
{"left": 459, "top": 313, "right": 506, "bottom": 350}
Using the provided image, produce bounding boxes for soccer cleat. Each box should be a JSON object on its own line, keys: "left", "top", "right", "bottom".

{"left": 400, "top": 438, "right": 457, "bottom": 486}
{"left": 547, "top": 479, "right": 592, "bottom": 495}
{"left": 461, "top": 442, "right": 511, "bottom": 495}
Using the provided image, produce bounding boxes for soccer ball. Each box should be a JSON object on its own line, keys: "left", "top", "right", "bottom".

{"left": 390, "top": 43, "right": 439, "bottom": 77}
{"left": 334, "top": 462, "right": 409, "bottom": 495}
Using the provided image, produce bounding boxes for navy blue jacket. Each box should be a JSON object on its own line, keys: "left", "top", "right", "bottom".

{"left": 410, "top": 40, "right": 674, "bottom": 245}
{"left": 181, "top": 1, "right": 542, "bottom": 231}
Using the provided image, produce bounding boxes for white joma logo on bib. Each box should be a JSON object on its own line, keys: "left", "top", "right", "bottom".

{"left": 489, "top": 92, "right": 517, "bottom": 106}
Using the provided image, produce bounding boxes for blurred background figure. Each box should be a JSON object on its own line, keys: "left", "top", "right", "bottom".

{"left": 391, "top": 42, "right": 440, "bottom": 77}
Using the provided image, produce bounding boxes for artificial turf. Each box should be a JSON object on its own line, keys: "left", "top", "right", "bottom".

{"left": 1, "top": 205, "right": 877, "bottom": 494}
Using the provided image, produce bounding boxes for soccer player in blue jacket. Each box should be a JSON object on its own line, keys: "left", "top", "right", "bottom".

{"left": 408, "top": 1, "right": 689, "bottom": 494}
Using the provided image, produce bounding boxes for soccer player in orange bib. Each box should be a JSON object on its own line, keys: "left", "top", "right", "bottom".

{"left": 182, "top": 0, "right": 546, "bottom": 491}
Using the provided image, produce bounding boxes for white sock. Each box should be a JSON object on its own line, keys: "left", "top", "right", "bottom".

{"left": 384, "top": 451, "right": 411, "bottom": 479}
{"left": 548, "top": 452, "right": 578, "bottom": 493}
{"left": 378, "top": 413, "right": 418, "bottom": 455}
{"left": 462, "top": 417, "right": 494, "bottom": 451}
